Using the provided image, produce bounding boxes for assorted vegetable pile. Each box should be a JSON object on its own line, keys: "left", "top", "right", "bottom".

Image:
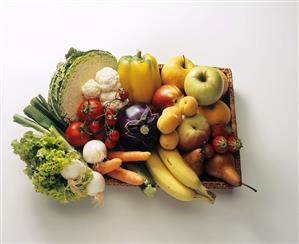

{"left": 12, "top": 48, "right": 256, "bottom": 206}
{"left": 11, "top": 97, "right": 100, "bottom": 203}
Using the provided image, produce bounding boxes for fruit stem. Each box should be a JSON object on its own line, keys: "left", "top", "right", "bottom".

{"left": 140, "top": 125, "right": 150, "bottom": 135}
{"left": 182, "top": 55, "right": 186, "bottom": 68}
{"left": 242, "top": 182, "right": 257, "bottom": 192}
{"left": 136, "top": 50, "right": 142, "bottom": 58}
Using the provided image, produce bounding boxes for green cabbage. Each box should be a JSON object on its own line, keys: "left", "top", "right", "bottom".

{"left": 48, "top": 47, "right": 118, "bottom": 122}
{"left": 12, "top": 131, "right": 92, "bottom": 203}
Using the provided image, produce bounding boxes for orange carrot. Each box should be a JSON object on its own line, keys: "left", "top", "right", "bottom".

{"left": 107, "top": 167, "right": 144, "bottom": 186}
{"left": 108, "top": 151, "right": 151, "bottom": 162}
{"left": 93, "top": 158, "right": 122, "bottom": 175}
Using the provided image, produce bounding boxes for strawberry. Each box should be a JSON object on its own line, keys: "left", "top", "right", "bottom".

{"left": 212, "top": 136, "right": 228, "bottom": 154}
{"left": 202, "top": 143, "right": 215, "bottom": 158}
{"left": 227, "top": 136, "right": 243, "bottom": 152}
{"left": 224, "top": 125, "right": 233, "bottom": 137}
{"left": 211, "top": 124, "right": 228, "bottom": 138}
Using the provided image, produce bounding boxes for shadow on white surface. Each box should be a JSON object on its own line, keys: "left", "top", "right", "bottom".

{"left": 25, "top": 185, "right": 242, "bottom": 243}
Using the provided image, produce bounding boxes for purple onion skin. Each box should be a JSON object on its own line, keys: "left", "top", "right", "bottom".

{"left": 117, "top": 103, "right": 160, "bottom": 150}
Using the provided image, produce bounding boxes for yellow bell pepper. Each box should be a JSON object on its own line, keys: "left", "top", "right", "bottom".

{"left": 118, "top": 51, "right": 161, "bottom": 103}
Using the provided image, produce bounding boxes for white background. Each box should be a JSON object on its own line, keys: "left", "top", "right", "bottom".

{"left": 1, "top": 1, "right": 298, "bottom": 243}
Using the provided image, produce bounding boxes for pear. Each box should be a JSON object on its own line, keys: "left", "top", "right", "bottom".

{"left": 183, "top": 148, "right": 204, "bottom": 176}
{"left": 206, "top": 153, "right": 257, "bottom": 192}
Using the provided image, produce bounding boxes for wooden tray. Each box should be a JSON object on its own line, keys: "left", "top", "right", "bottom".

{"left": 106, "top": 66, "right": 241, "bottom": 189}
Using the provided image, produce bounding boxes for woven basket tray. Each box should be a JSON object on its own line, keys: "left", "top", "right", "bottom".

{"left": 106, "top": 66, "right": 241, "bottom": 189}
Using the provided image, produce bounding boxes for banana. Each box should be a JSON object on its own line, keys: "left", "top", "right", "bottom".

{"left": 146, "top": 152, "right": 205, "bottom": 201}
{"left": 158, "top": 146, "right": 214, "bottom": 203}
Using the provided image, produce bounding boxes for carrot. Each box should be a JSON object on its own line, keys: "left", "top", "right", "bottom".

{"left": 108, "top": 151, "right": 151, "bottom": 162}
{"left": 183, "top": 148, "right": 204, "bottom": 176}
{"left": 93, "top": 158, "right": 122, "bottom": 175}
{"left": 107, "top": 167, "right": 144, "bottom": 186}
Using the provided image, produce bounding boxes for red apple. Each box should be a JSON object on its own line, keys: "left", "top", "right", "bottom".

{"left": 177, "top": 114, "right": 210, "bottom": 151}
{"left": 152, "top": 85, "right": 183, "bottom": 111}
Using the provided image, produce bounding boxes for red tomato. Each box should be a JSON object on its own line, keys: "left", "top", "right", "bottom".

{"left": 77, "top": 99, "right": 104, "bottom": 122}
{"left": 106, "top": 116, "right": 117, "bottom": 127}
{"left": 93, "top": 131, "right": 106, "bottom": 141}
{"left": 105, "top": 138, "right": 116, "bottom": 149}
{"left": 89, "top": 120, "right": 102, "bottom": 134}
{"left": 65, "top": 122, "right": 90, "bottom": 147}
{"left": 118, "top": 88, "right": 129, "bottom": 101}
{"left": 105, "top": 105, "right": 117, "bottom": 127}
{"left": 105, "top": 106, "right": 117, "bottom": 117}
{"left": 108, "top": 130, "right": 120, "bottom": 142}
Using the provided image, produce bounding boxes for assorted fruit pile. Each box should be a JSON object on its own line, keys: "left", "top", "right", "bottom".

{"left": 12, "top": 48, "right": 256, "bottom": 206}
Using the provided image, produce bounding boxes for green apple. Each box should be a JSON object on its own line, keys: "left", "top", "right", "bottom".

{"left": 184, "top": 66, "right": 224, "bottom": 106}
{"left": 177, "top": 114, "right": 210, "bottom": 151}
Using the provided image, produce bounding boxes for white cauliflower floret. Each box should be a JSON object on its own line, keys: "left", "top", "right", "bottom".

{"left": 112, "top": 82, "right": 121, "bottom": 91}
{"left": 99, "top": 91, "right": 117, "bottom": 103}
{"left": 81, "top": 79, "right": 101, "bottom": 98}
{"left": 100, "top": 91, "right": 128, "bottom": 110}
{"left": 96, "top": 67, "right": 119, "bottom": 92}
{"left": 94, "top": 67, "right": 128, "bottom": 110}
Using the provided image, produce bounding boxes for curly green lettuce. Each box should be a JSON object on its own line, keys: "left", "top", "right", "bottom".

{"left": 12, "top": 131, "right": 92, "bottom": 203}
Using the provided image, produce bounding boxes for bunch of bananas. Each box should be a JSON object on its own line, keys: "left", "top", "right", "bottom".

{"left": 146, "top": 147, "right": 215, "bottom": 202}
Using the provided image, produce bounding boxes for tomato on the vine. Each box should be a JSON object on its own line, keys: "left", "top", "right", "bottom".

{"left": 106, "top": 115, "right": 117, "bottom": 127}
{"left": 65, "top": 121, "right": 90, "bottom": 147}
{"left": 93, "top": 131, "right": 106, "bottom": 141}
{"left": 77, "top": 99, "right": 104, "bottom": 122}
{"left": 105, "top": 107, "right": 117, "bottom": 127}
{"left": 108, "top": 129, "right": 120, "bottom": 142}
{"left": 118, "top": 88, "right": 129, "bottom": 101}
{"left": 105, "top": 106, "right": 117, "bottom": 117}
{"left": 105, "top": 138, "right": 116, "bottom": 149}
{"left": 89, "top": 120, "right": 102, "bottom": 134}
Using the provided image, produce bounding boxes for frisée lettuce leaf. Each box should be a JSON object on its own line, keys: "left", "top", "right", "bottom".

{"left": 12, "top": 131, "right": 93, "bottom": 203}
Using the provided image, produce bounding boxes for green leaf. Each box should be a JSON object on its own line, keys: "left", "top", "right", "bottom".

{"left": 12, "top": 131, "right": 91, "bottom": 203}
